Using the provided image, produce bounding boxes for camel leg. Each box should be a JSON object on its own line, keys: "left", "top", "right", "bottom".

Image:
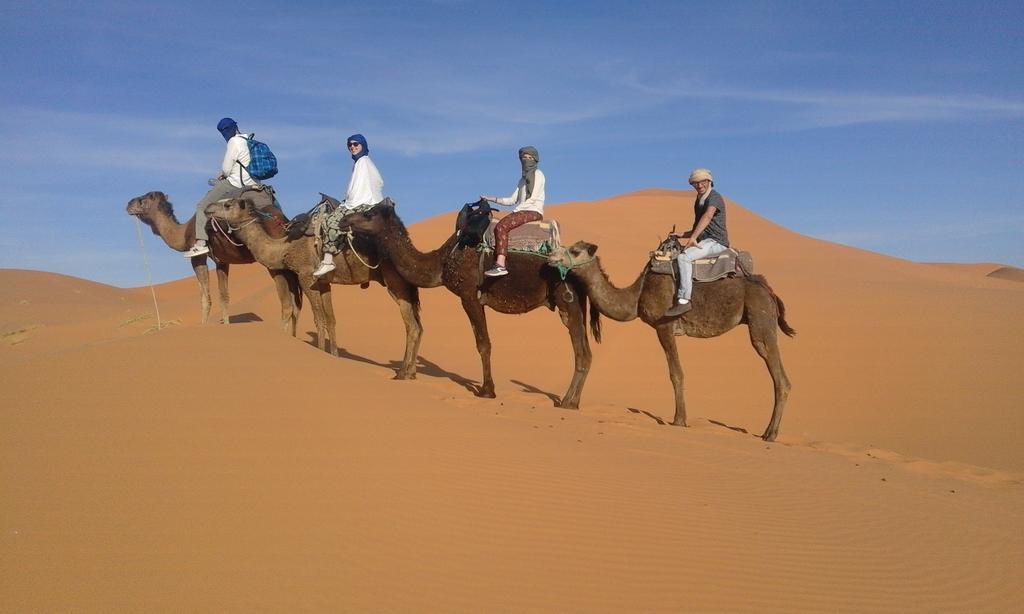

{"left": 299, "top": 275, "right": 329, "bottom": 353}
{"left": 214, "top": 262, "right": 230, "bottom": 324}
{"left": 191, "top": 258, "right": 212, "bottom": 325}
{"left": 268, "top": 269, "right": 300, "bottom": 337}
{"left": 387, "top": 280, "right": 423, "bottom": 380}
{"left": 748, "top": 325, "right": 791, "bottom": 442}
{"left": 656, "top": 323, "right": 688, "bottom": 427}
{"left": 320, "top": 283, "right": 337, "bottom": 357}
{"left": 556, "top": 301, "right": 591, "bottom": 410}
{"left": 461, "top": 296, "right": 496, "bottom": 398}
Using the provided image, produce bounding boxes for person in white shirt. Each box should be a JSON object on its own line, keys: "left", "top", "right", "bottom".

{"left": 479, "top": 146, "right": 545, "bottom": 277}
{"left": 313, "top": 134, "right": 385, "bottom": 278}
{"left": 184, "top": 118, "right": 260, "bottom": 258}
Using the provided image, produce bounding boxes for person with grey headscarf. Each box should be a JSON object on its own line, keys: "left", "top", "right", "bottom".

{"left": 479, "top": 146, "right": 546, "bottom": 277}
{"left": 664, "top": 168, "right": 731, "bottom": 316}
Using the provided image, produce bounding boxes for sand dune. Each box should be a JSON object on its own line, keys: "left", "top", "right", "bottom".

{"left": 2, "top": 189, "right": 1022, "bottom": 611}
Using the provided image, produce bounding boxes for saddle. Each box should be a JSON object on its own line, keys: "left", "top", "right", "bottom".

{"left": 481, "top": 218, "right": 562, "bottom": 255}
{"left": 649, "top": 235, "right": 754, "bottom": 281}
{"left": 238, "top": 184, "right": 279, "bottom": 210}
{"left": 286, "top": 192, "right": 340, "bottom": 240}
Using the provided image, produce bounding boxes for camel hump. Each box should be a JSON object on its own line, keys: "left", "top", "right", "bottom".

{"left": 482, "top": 219, "right": 562, "bottom": 255}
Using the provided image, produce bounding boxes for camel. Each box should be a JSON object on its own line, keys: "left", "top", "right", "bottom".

{"left": 336, "top": 202, "right": 599, "bottom": 408}
{"left": 548, "top": 240, "right": 795, "bottom": 441}
{"left": 126, "top": 190, "right": 301, "bottom": 333}
{"left": 203, "top": 198, "right": 423, "bottom": 379}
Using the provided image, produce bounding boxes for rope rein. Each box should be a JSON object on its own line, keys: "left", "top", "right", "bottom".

{"left": 212, "top": 216, "right": 257, "bottom": 247}
{"left": 132, "top": 217, "right": 164, "bottom": 331}
{"left": 343, "top": 229, "right": 380, "bottom": 269}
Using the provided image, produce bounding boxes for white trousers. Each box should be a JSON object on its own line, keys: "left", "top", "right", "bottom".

{"left": 675, "top": 239, "right": 729, "bottom": 301}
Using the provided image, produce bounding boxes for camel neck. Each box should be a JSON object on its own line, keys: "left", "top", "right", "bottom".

{"left": 376, "top": 220, "right": 447, "bottom": 288}
{"left": 143, "top": 210, "right": 190, "bottom": 252}
{"left": 232, "top": 220, "right": 287, "bottom": 269}
{"left": 574, "top": 261, "right": 645, "bottom": 322}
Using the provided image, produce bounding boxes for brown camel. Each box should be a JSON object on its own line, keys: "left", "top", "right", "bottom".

{"left": 126, "top": 190, "right": 301, "bottom": 333}
{"left": 337, "top": 202, "right": 599, "bottom": 408}
{"left": 204, "top": 198, "right": 423, "bottom": 379}
{"left": 548, "top": 240, "right": 795, "bottom": 441}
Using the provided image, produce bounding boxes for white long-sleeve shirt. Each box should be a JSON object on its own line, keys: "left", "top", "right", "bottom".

{"left": 494, "top": 169, "right": 545, "bottom": 214}
{"left": 221, "top": 134, "right": 257, "bottom": 189}
{"left": 343, "top": 155, "right": 385, "bottom": 209}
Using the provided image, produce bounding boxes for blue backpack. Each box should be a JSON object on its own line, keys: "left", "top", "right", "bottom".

{"left": 241, "top": 134, "right": 278, "bottom": 180}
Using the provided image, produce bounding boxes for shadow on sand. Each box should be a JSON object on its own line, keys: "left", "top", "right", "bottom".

{"left": 509, "top": 379, "right": 564, "bottom": 407}
{"left": 626, "top": 407, "right": 667, "bottom": 425}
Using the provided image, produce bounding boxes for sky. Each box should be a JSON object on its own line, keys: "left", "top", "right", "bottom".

{"left": 2, "top": 0, "right": 1022, "bottom": 287}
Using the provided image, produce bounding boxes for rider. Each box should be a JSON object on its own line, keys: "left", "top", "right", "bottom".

{"left": 184, "top": 118, "right": 260, "bottom": 258}
{"left": 313, "top": 133, "right": 385, "bottom": 278}
{"left": 664, "top": 168, "right": 730, "bottom": 317}
{"left": 479, "top": 146, "right": 545, "bottom": 277}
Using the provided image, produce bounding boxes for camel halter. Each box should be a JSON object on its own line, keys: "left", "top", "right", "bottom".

{"left": 217, "top": 216, "right": 258, "bottom": 246}
{"left": 553, "top": 250, "right": 597, "bottom": 281}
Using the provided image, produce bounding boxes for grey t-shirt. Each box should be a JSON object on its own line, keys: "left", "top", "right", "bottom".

{"left": 695, "top": 190, "right": 729, "bottom": 247}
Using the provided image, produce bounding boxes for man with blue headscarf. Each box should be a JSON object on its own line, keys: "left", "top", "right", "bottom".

{"left": 313, "top": 133, "right": 386, "bottom": 277}
{"left": 183, "top": 118, "right": 262, "bottom": 258}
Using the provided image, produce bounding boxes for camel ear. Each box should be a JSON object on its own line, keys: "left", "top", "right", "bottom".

{"left": 586, "top": 244, "right": 598, "bottom": 257}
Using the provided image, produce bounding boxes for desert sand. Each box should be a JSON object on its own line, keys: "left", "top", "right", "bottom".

{"left": 2, "top": 189, "right": 1022, "bottom": 611}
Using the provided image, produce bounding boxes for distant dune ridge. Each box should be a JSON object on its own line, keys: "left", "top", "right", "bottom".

{"left": 3, "top": 189, "right": 1022, "bottom": 611}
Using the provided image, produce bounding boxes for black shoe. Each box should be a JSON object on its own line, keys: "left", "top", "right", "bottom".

{"left": 664, "top": 301, "right": 692, "bottom": 317}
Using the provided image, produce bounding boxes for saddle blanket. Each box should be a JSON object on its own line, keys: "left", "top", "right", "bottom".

{"left": 651, "top": 249, "right": 754, "bottom": 281}
{"left": 482, "top": 219, "right": 562, "bottom": 255}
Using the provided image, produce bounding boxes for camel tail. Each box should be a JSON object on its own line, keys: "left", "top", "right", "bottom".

{"left": 749, "top": 274, "right": 796, "bottom": 337}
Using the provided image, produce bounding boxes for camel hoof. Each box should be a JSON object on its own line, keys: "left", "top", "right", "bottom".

{"left": 556, "top": 401, "right": 579, "bottom": 410}
{"left": 476, "top": 389, "right": 497, "bottom": 399}
{"left": 761, "top": 431, "right": 777, "bottom": 442}
{"left": 393, "top": 371, "right": 417, "bottom": 381}
{"left": 671, "top": 419, "right": 687, "bottom": 427}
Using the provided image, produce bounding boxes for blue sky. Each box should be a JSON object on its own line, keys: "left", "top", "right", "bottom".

{"left": 2, "top": 0, "right": 1022, "bottom": 287}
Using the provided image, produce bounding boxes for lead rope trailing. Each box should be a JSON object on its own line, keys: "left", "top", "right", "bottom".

{"left": 133, "top": 218, "right": 164, "bottom": 331}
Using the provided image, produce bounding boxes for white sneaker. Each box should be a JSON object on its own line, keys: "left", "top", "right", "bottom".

{"left": 183, "top": 244, "right": 209, "bottom": 258}
{"left": 312, "top": 261, "right": 336, "bottom": 277}
{"left": 484, "top": 265, "right": 508, "bottom": 277}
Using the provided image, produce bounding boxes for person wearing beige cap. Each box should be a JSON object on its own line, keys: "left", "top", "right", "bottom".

{"left": 664, "top": 168, "right": 731, "bottom": 317}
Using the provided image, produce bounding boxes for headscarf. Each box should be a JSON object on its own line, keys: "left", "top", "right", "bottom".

{"left": 348, "top": 133, "right": 369, "bottom": 162}
{"left": 688, "top": 168, "right": 713, "bottom": 185}
{"left": 689, "top": 168, "right": 714, "bottom": 205}
{"left": 519, "top": 146, "right": 540, "bottom": 200}
{"left": 217, "top": 117, "right": 238, "bottom": 142}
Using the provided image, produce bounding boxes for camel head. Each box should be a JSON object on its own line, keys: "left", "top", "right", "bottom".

{"left": 547, "top": 240, "right": 599, "bottom": 270}
{"left": 337, "top": 200, "right": 399, "bottom": 236}
{"left": 126, "top": 191, "right": 174, "bottom": 220}
{"left": 205, "top": 198, "right": 258, "bottom": 225}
